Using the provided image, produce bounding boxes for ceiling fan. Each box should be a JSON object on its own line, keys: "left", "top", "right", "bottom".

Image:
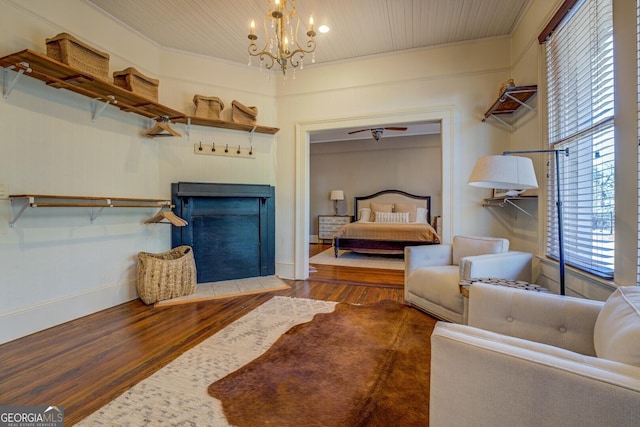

{"left": 348, "top": 127, "right": 408, "bottom": 141}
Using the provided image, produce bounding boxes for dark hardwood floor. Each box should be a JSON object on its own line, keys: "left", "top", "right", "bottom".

{"left": 0, "top": 244, "right": 407, "bottom": 426}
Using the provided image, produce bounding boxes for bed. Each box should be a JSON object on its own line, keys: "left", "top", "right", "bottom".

{"left": 332, "top": 189, "right": 440, "bottom": 257}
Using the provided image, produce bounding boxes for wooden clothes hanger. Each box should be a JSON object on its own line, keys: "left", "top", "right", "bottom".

{"left": 144, "top": 210, "right": 188, "bottom": 226}
{"left": 144, "top": 121, "right": 182, "bottom": 138}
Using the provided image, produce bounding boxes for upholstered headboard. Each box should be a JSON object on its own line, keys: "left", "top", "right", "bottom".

{"left": 354, "top": 190, "right": 431, "bottom": 224}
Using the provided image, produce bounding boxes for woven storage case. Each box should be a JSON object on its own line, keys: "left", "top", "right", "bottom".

{"left": 136, "top": 245, "right": 197, "bottom": 305}
{"left": 193, "top": 95, "right": 224, "bottom": 120}
{"left": 231, "top": 100, "right": 258, "bottom": 125}
{"left": 46, "top": 33, "right": 110, "bottom": 80}
{"left": 113, "top": 67, "right": 159, "bottom": 102}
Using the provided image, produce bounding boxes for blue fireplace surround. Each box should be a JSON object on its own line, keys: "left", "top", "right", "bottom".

{"left": 171, "top": 182, "right": 275, "bottom": 283}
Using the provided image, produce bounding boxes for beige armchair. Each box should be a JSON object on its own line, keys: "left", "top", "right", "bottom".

{"left": 404, "top": 235, "right": 532, "bottom": 323}
{"left": 430, "top": 283, "right": 640, "bottom": 427}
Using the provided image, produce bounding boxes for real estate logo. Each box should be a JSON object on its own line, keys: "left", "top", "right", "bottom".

{"left": 0, "top": 406, "right": 64, "bottom": 427}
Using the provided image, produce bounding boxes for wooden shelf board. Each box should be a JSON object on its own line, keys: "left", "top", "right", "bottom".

{"left": 10, "top": 194, "right": 171, "bottom": 208}
{"left": 176, "top": 116, "right": 279, "bottom": 135}
{"left": 0, "top": 49, "right": 184, "bottom": 121}
{"left": 8, "top": 194, "right": 175, "bottom": 226}
{"left": 484, "top": 195, "right": 538, "bottom": 202}
{"left": 483, "top": 85, "right": 538, "bottom": 118}
{"left": 1, "top": 49, "right": 279, "bottom": 135}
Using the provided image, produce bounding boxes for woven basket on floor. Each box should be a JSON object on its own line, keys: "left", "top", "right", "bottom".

{"left": 136, "top": 245, "right": 197, "bottom": 305}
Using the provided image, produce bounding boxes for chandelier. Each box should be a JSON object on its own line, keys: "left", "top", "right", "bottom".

{"left": 247, "top": 0, "right": 316, "bottom": 78}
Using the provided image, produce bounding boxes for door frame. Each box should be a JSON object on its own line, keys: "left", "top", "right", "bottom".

{"left": 294, "top": 107, "right": 455, "bottom": 279}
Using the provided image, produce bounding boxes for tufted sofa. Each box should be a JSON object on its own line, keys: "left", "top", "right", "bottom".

{"left": 404, "top": 236, "right": 532, "bottom": 323}
{"left": 430, "top": 283, "right": 640, "bottom": 427}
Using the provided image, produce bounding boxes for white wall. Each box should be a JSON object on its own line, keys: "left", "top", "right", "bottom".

{"left": 309, "top": 134, "right": 442, "bottom": 235}
{"left": 0, "top": 0, "right": 277, "bottom": 344}
{"left": 277, "top": 38, "right": 517, "bottom": 278}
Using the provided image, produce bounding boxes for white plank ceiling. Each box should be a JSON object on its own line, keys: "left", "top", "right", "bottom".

{"left": 86, "top": 0, "right": 531, "bottom": 141}
{"left": 87, "top": 0, "right": 531, "bottom": 67}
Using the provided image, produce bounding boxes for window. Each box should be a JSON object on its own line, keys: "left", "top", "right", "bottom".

{"left": 544, "top": 0, "right": 615, "bottom": 278}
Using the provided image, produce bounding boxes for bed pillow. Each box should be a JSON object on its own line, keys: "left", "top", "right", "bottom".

{"left": 374, "top": 211, "right": 410, "bottom": 223}
{"left": 369, "top": 203, "right": 393, "bottom": 222}
{"left": 357, "top": 208, "right": 371, "bottom": 222}
{"left": 415, "top": 207, "right": 429, "bottom": 223}
{"left": 394, "top": 203, "right": 417, "bottom": 222}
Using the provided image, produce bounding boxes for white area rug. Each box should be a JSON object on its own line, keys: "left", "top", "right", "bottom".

{"left": 309, "top": 248, "right": 405, "bottom": 270}
{"left": 154, "top": 275, "right": 290, "bottom": 307}
{"left": 77, "top": 296, "right": 337, "bottom": 426}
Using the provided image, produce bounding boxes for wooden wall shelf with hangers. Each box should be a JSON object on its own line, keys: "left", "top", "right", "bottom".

{"left": 8, "top": 194, "right": 180, "bottom": 226}
{"left": 0, "top": 49, "right": 280, "bottom": 137}
{"left": 482, "top": 85, "right": 538, "bottom": 130}
{"left": 0, "top": 50, "right": 184, "bottom": 121}
{"left": 482, "top": 195, "right": 538, "bottom": 218}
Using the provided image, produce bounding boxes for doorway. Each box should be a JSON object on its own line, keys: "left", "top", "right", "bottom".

{"left": 295, "top": 107, "right": 455, "bottom": 280}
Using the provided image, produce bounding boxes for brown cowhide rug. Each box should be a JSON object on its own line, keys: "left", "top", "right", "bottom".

{"left": 208, "top": 299, "right": 436, "bottom": 426}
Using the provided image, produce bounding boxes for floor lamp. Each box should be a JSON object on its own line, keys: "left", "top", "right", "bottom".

{"left": 468, "top": 149, "right": 569, "bottom": 295}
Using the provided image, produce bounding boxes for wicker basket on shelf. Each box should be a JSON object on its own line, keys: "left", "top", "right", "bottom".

{"left": 231, "top": 100, "right": 258, "bottom": 125}
{"left": 113, "top": 67, "right": 159, "bottom": 102}
{"left": 193, "top": 95, "right": 224, "bottom": 120}
{"left": 45, "top": 32, "right": 110, "bottom": 80}
{"left": 136, "top": 245, "right": 197, "bottom": 304}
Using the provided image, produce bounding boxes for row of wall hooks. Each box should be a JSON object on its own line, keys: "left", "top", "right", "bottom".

{"left": 199, "top": 141, "right": 253, "bottom": 154}
{"left": 193, "top": 141, "right": 255, "bottom": 159}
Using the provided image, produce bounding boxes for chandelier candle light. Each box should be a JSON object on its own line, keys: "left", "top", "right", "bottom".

{"left": 248, "top": 0, "right": 316, "bottom": 78}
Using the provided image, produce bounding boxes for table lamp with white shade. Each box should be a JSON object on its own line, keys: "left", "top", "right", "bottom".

{"left": 330, "top": 190, "right": 344, "bottom": 215}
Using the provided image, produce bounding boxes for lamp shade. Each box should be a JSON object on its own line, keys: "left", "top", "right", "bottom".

{"left": 329, "top": 190, "right": 345, "bottom": 201}
{"left": 468, "top": 155, "right": 538, "bottom": 191}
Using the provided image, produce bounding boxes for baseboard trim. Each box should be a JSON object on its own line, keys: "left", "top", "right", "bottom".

{"left": 276, "top": 261, "right": 295, "bottom": 280}
{"left": 0, "top": 281, "right": 137, "bottom": 345}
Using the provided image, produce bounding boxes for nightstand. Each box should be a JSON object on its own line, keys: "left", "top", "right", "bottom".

{"left": 318, "top": 215, "right": 352, "bottom": 242}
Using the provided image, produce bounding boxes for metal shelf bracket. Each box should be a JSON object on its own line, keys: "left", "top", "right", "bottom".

{"left": 501, "top": 92, "right": 536, "bottom": 116}
{"left": 184, "top": 117, "right": 192, "bottom": 138}
{"left": 482, "top": 197, "right": 535, "bottom": 218}
{"left": 9, "top": 196, "right": 31, "bottom": 227}
{"left": 488, "top": 115, "right": 514, "bottom": 131}
{"left": 91, "top": 95, "right": 117, "bottom": 121}
{"left": 3, "top": 62, "right": 31, "bottom": 99}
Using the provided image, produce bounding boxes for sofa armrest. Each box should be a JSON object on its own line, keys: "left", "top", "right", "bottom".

{"left": 430, "top": 322, "right": 640, "bottom": 427}
{"left": 404, "top": 244, "right": 452, "bottom": 276}
{"left": 459, "top": 251, "right": 532, "bottom": 282}
{"left": 468, "top": 282, "right": 603, "bottom": 356}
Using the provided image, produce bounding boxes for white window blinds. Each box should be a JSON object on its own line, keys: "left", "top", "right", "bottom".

{"left": 545, "top": 0, "right": 615, "bottom": 278}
